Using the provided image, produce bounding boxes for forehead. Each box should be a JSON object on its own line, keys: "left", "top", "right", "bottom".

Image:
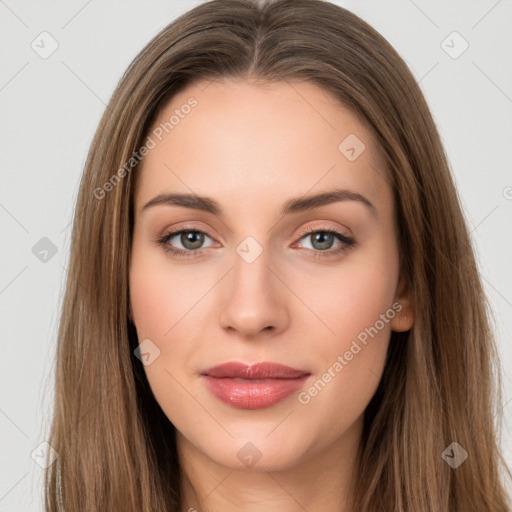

{"left": 134, "top": 78, "right": 390, "bottom": 216}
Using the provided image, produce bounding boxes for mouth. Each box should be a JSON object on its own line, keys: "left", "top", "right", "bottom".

{"left": 200, "top": 362, "right": 311, "bottom": 409}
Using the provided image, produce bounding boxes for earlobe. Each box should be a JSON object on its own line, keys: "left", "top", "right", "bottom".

{"left": 391, "top": 310, "right": 414, "bottom": 332}
{"left": 391, "top": 273, "right": 414, "bottom": 332}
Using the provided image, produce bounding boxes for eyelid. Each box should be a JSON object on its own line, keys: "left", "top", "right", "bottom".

{"left": 291, "top": 223, "right": 355, "bottom": 255}
{"left": 160, "top": 221, "right": 351, "bottom": 241}
{"left": 157, "top": 221, "right": 355, "bottom": 258}
{"left": 158, "top": 225, "right": 217, "bottom": 247}
{"left": 294, "top": 222, "right": 352, "bottom": 241}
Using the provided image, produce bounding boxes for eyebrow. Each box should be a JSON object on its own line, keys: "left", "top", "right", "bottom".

{"left": 141, "top": 187, "right": 376, "bottom": 217}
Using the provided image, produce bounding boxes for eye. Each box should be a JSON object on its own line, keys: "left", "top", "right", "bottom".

{"left": 156, "top": 225, "right": 356, "bottom": 260}
{"left": 294, "top": 226, "right": 355, "bottom": 258}
{"left": 156, "top": 228, "right": 215, "bottom": 258}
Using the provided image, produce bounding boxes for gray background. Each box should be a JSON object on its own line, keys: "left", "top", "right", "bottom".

{"left": 1, "top": 0, "right": 511, "bottom": 510}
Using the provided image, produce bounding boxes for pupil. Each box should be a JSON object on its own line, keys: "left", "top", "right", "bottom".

{"left": 312, "top": 232, "right": 333, "bottom": 250}
{"left": 182, "top": 231, "right": 204, "bottom": 250}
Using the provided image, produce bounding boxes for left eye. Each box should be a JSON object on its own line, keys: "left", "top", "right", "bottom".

{"left": 298, "top": 230, "right": 345, "bottom": 251}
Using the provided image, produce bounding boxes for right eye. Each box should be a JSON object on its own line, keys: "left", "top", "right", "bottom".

{"left": 156, "top": 228, "right": 216, "bottom": 258}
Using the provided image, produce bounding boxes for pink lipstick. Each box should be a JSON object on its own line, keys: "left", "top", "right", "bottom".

{"left": 201, "top": 362, "right": 310, "bottom": 409}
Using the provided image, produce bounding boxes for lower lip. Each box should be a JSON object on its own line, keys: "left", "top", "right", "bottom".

{"left": 202, "top": 375, "right": 309, "bottom": 409}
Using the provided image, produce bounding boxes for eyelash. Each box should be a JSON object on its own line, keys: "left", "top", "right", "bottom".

{"left": 155, "top": 225, "right": 356, "bottom": 260}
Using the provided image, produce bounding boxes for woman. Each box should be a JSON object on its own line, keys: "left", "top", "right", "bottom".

{"left": 44, "top": 0, "right": 511, "bottom": 510}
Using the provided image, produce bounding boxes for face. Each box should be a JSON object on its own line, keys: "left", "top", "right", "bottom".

{"left": 129, "top": 78, "right": 413, "bottom": 472}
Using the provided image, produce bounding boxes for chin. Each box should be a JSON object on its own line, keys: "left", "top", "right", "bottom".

{"left": 189, "top": 425, "right": 317, "bottom": 472}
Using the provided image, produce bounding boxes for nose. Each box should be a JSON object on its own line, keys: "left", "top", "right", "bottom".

{"left": 219, "top": 249, "right": 289, "bottom": 338}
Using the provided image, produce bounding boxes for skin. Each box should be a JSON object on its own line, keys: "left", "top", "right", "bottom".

{"left": 129, "top": 78, "right": 414, "bottom": 512}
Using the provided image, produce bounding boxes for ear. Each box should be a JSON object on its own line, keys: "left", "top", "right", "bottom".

{"left": 390, "top": 271, "right": 414, "bottom": 332}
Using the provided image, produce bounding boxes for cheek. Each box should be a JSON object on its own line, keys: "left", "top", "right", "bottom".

{"left": 129, "top": 241, "right": 216, "bottom": 405}
{"left": 129, "top": 253, "right": 202, "bottom": 430}
{"left": 294, "top": 243, "right": 399, "bottom": 352}
{"left": 129, "top": 241, "right": 206, "bottom": 338}
{"left": 130, "top": 268, "right": 177, "bottom": 337}
{"left": 291, "top": 245, "right": 398, "bottom": 421}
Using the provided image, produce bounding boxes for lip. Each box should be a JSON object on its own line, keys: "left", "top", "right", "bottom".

{"left": 201, "top": 362, "right": 310, "bottom": 409}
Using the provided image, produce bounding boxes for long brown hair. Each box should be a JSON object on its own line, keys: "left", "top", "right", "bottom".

{"left": 44, "top": 0, "right": 511, "bottom": 510}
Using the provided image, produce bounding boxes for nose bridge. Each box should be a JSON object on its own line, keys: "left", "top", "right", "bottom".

{"left": 233, "top": 236, "right": 272, "bottom": 292}
{"left": 219, "top": 233, "right": 288, "bottom": 336}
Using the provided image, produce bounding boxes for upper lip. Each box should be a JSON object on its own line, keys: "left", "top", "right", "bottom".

{"left": 202, "top": 362, "right": 309, "bottom": 379}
